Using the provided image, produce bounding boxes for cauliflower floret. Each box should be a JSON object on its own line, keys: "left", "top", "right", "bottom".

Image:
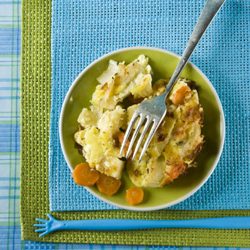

{"left": 130, "top": 73, "right": 153, "bottom": 98}
{"left": 113, "top": 55, "right": 151, "bottom": 95}
{"left": 77, "top": 107, "right": 98, "bottom": 128}
{"left": 127, "top": 156, "right": 168, "bottom": 188}
{"left": 97, "top": 106, "right": 126, "bottom": 134}
{"left": 91, "top": 55, "right": 151, "bottom": 111}
{"left": 74, "top": 130, "right": 85, "bottom": 147}
{"left": 97, "top": 153, "right": 124, "bottom": 179}
{"left": 97, "top": 60, "right": 119, "bottom": 85}
{"left": 76, "top": 126, "right": 125, "bottom": 179}
{"left": 82, "top": 127, "right": 104, "bottom": 166}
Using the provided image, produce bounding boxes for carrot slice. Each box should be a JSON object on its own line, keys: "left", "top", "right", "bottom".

{"left": 117, "top": 132, "right": 125, "bottom": 145}
{"left": 117, "top": 132, "right": 129, "bottom": 154}
{"left": 126, "top": 187, "right": 144, "bottom": 205}
{"left": 72, "top": 163, "right": 100, "bottom": 186}
{"left": 172, "top": 85, "right": 191, "bottom": 105}
{"left": 96, "top": 174, "right": 121, "bottom": 196}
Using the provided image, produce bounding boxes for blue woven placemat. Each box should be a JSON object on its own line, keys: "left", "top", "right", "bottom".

{"left": 49, "top": 0, "right": 250, "bottom": 211}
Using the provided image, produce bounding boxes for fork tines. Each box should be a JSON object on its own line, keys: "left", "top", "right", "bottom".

{"left": 120, "top": 112, "right": 160, "bottom": 161}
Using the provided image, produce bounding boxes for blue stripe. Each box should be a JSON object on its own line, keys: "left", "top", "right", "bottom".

{"left": 0, "top": 116, "right": 20, "bottom": 118}
{"left": 0, "top": 1, "right": 21, "bottom": 4}
{"left": 0, "top": 96, "right": 20, "bottom": 99}
{"left": 0, "top": 60, "right": 19, "bottom": 63}
{"left": 0, "top": 155, "right": 20, "bottom": 159}
{"left": 0, "top": 147, "right": 20, "bottom": 153}
{"left": 0, "top": 28, "right": 20, "bottom": 54}
{"left": 0, "top": 79, "right": 19, "bottom": 82}
{"left": 0, "top": 196, "right": 20, "bottom": 199}
{"left": 0, "top": 124, "right": 20, "bottom": 152}
{"left": 0, "top": 177, "right": 20, "bottom": 180}
{"left": 0, "top": 87, "right": 20, "bottom": 90}
{"left": 0, "top": 124, "right": 20, "bottom": 131}
{"left": 0, "top": 124, "right": 19, "bottom": 129}
{"left": 0, "top": 186, "right": 19, "bottom": 190}
{"left": 0, "top": 20, "right": 20, "bottom": 23}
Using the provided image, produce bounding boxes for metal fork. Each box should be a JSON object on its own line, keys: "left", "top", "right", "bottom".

{"left": 120, "top": 0, "right": 225, "bottom": 161}
{"left": 34, "top": 214, "right": 250, "bottom": 237}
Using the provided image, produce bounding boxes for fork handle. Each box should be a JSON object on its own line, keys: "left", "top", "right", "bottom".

{"left": 164, "top": 0, "right": 225, "bottom": 98}
{"left": 59, "top": 217, "right": 250, "bottom": 231}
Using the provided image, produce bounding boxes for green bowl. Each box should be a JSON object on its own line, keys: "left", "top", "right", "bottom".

{"left": 59, "top": 47, "right": 225, "bottom": 211}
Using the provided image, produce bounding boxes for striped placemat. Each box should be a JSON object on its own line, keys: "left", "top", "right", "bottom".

{"left": 20, "top": 0, "right": 250, "bottom": 247}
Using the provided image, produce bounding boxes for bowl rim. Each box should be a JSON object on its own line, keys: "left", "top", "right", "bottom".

{"left": 59, "top": 46, "right": 225, "bottom": 211}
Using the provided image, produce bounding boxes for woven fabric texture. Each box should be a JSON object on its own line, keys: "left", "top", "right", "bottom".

{"left": 21, "top": 0, "right": 250, "bottom": 246}
{"left": 49, "top": 0, "right": 250, "bottom": 211}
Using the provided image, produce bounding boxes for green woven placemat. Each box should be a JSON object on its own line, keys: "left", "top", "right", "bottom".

{"left": 20, "top": 0, "right": 250, "bottom": 246}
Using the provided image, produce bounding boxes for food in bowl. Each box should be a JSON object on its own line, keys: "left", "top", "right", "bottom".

{"left": 73, "top": 55, "right": 204, "bottom": 204}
